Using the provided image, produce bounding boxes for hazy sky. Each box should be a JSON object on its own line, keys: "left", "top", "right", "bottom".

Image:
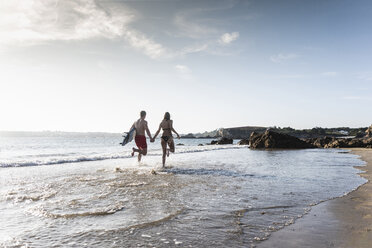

{"left": 0, "top": 0, "right": 371, "bottom": 133}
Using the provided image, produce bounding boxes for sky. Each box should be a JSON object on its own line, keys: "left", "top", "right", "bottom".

{"left": 0, "top": 0, "right": 371, "bottom": 133}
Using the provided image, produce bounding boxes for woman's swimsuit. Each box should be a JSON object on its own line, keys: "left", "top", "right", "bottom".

{"left": 161, "top": 127, "right": 172, "bottom": 142}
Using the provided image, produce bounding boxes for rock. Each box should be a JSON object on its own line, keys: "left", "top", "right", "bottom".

{"left": 324, "top": 138, "right": 370, "bottom": 148}
{"left": 366, "top": 125, "right": 372, "bottom": 138}
{"left": 216, "top": 137, "right": 233, "bottom": 145}
{"left": 249, "top": 130, "right": 315, "bottom": 149}
{"left": 305, "top": 137, "right": 334, "bottom": 148}
{"left": 210, "top": 138, "right": 233, "bottom": 145}
{"left": 363, "top": 137, "right": 372, "bottom": 147}
{"left": 238, "top": 139, "right": 249, "bottom": 145}
{"left": 176, "top": 143, "right": 185, "bottom": 146}
{"left": 198, "top": 144, "right": 204, "bottom": 146}
{"left": 324, "top": 139, "right": 346, "bottom": 148}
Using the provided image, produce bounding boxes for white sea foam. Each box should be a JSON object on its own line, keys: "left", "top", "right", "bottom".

{"left": 0, "top": 135, "right": 246, "bottom": 167}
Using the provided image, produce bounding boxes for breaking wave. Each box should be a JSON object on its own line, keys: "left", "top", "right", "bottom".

{"left": 0, "top": 145, "right": 247, "bottom": 168}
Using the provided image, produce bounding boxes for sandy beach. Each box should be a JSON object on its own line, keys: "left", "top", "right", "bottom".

{"left": 258, "top": 148, "right": 372, "bottom": 248}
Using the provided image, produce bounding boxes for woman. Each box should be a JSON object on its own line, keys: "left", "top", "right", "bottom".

{"left": 152, "top": 112, "right": 180, "bottom": 167}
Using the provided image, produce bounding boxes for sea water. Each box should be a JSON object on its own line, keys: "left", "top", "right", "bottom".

{"left": 0, "top": 132, "right": 366, "bottom": 247}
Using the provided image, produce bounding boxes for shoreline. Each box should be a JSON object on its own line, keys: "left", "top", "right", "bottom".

{"left": 257, "top": 148, "right": 372, "bottom": 248}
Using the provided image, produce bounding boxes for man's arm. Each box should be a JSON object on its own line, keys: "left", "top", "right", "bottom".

{"left": 145, "top": 121, "right": 153, "bottom": 140}
{"left": 170, "top": 121, "right": 180, "bottom": 138}
{"left": 152, "top": 124, "right": 162, "bottom": 140}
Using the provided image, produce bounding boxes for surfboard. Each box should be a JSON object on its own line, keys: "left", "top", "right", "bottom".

{"left": 120, "top": 127, "right": 136, "bottom": 146}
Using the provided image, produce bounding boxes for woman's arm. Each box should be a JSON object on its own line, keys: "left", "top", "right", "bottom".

{"left": 170, "top": 120, "right": 180, "bottom": 138}
{"left": 153, "top": 124, "right": 162, "bottom": 140}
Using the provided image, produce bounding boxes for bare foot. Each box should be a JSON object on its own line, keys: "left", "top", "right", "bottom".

{"left": 138, "top": 154, "right": 142, "bottom": 162}
{"left": 131, "top": 148, "right": 135, "bottom": 157}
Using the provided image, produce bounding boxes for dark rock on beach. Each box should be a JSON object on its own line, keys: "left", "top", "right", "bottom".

{"left": 305, "top": 136, "right": 334, "bottom": 148}
{"left": 210, "top": 138, "right": 233, "bottom": 145}
{"left": 176, "top": 143, "right": 185, "bottom": 146}
{"left": 238, "top": 139, "right": 249, "bottom": 145}
{"left": 366, "top": 125, "right": 372, "bottom": 138}
{"left": 216, "top": 137, "right": 233, "bottom": 145}
{"left": 198, "top": 144, "right": 204, "bottom": 146}
{"left": 323, "top": 137, "right": 372, "bottom": 148}
{"left": 249, "top": 130, "right": 315, "bottom": 149}
{"left": 304, "top": 129, "right": 372, "bottom": 148}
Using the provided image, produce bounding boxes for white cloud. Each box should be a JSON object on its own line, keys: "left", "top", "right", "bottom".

{"left": 270, "top": 53, "right": 299, "bottom": 63}
{"left": 175, "top": 64, "right": 191, "bottom": 74}
{"left": 178, "top": 44, "right": 209, "bottom": 56}
{"left": 172, "top": 3, "right": 237, "bottom": 40}
{"left": 218, "top": 32, "right": 239, "bottom": 45}
{"left": 0, "top": 0, "right": 134, "bottom": 45}
{"left": 0, "top": 0, "right": 174, "bottom": 59}
{"left": 0, "top": 0, "right": 236, "bottom": 60}
{"left": 174, "top": 12, "right": 218, "bottom": 39}
{"left": 123, "top": 30, "right": 169, "bottom": 59}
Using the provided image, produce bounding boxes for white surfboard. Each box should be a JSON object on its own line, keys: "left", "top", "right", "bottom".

{"left": 120, "top": 127, "right": 136, "bottom": 146}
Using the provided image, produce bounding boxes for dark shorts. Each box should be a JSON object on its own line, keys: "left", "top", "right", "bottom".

{"left": 135, "top": 135, "right": 147, "bottom": 149}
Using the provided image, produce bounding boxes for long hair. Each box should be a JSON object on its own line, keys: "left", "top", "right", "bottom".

{"left": 164, "top": 112, "right": 170, "bottom": 121}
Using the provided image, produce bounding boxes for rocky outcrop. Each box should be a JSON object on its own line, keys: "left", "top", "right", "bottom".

{"left": 210, "top": 137, "right": 233, "bottom": 145}
{"left": 305, "top": 137, "right": 334, "bottom": 148}
{"left": 366, "top": 125, "right": 372, "bottom": 138}
{"left": 238, "top": 139, "right": 249, "bottom": 145}
{"left": 249, "top": 130, "right": 315, "bottom": 149}
{"left": 305, "top": 136, "right": 372, "bottom": 148}
{"left": 324, "top": 138, "right": 372, "bottom": 148}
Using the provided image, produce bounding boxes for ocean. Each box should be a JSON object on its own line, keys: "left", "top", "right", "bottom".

{"left": 0, "top": 132, "right": 366, "bottom": 247}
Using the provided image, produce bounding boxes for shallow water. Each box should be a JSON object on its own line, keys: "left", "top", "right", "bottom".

{"left": 0, "top": 134, "right": 367, "bottom": 247}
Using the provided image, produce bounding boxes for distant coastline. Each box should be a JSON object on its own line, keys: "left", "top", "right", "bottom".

{"left": 1, "top": 126, "right": 369, "bottom": 139}
{"left": 183, "top": 126, "right": 369, "bottom": 140}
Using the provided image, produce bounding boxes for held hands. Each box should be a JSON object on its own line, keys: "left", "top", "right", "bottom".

{"left": 177, "top": 134, "right": 180, "bottom": 139}
{"left": 150, "top": 138, "right": 155, "bottom": 142}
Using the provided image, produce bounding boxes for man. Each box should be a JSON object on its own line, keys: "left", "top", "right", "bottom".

{"left": 131, "top": 110, "right": 153, "bottom": 162}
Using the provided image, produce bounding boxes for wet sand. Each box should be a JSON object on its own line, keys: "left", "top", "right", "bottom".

{"left": 258, "top": 148, "right": 372, "bottom": 248}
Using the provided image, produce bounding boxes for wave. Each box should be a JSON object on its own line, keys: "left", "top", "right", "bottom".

{"left": 29, "top": 202, "right": 126, "bottom": 219}
{"left": 165, "top": 168, "right": 255, "bottom": 177}
{"left": 0, "top": 154, "right": 133, "bottom": 168}
{"left": 0, "top": 145, "right": 247, "bottom": 168}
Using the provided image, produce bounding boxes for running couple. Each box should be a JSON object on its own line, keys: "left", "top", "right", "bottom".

{"left": 131, "top": 111, "right": 180, "bottom": 167}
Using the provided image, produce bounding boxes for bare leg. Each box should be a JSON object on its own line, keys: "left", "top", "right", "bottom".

{"left": 132, "top": 148, "right": 147, "bottom": 162}
{"left": 161, "top": 139, "right": 167, "bottom": 167}
{"left": 138, "top": 153, "right": 142, "bottom": 162}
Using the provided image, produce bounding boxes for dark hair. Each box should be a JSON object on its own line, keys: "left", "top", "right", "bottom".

{"left": 164, "top": 112, "right": 170, "bottom": 121}
{"left": 140, "top": 111, "right": 146, "bottom": 118}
